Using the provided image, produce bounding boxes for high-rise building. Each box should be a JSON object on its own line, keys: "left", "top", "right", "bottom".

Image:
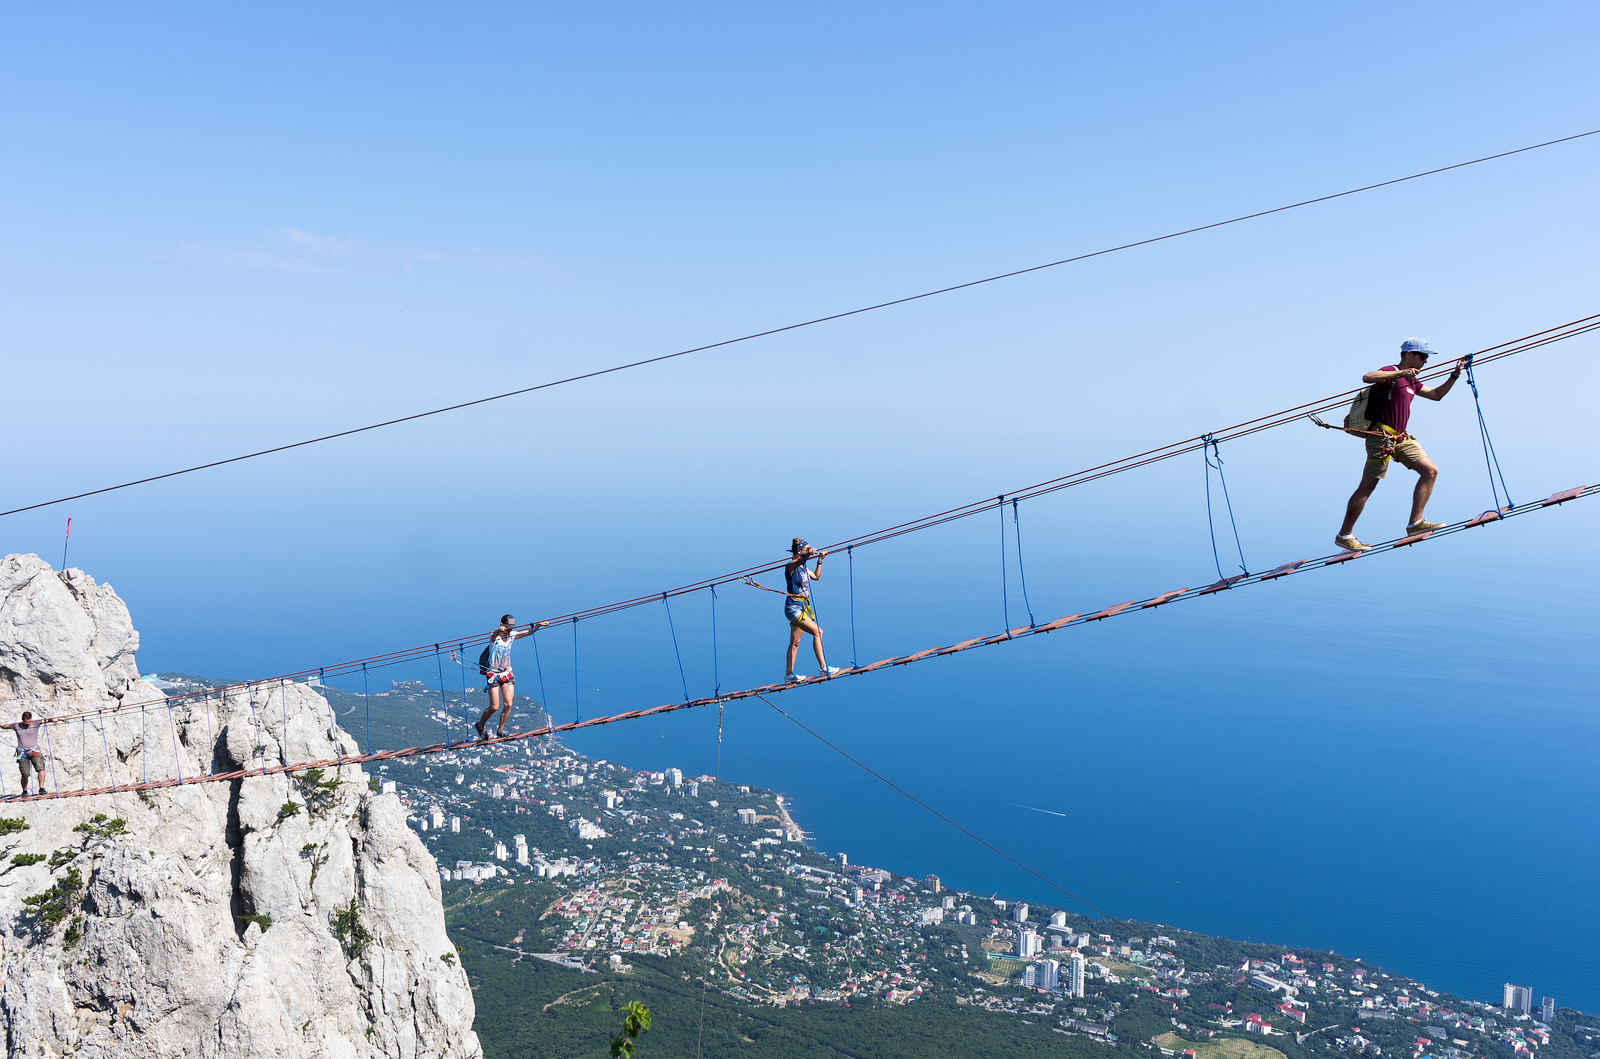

{"left": 513, "top": 834, "right": 529, "bottom": 867}
{"left": 1011, "top": 903, "right": 1030, "bottom": 922}
{"left": 491, "top": 784, "right": 504, "bottom": 799}
{"left": 1050, "top": 910, "right": 1068, "bottom": 929}
{"left": 494, "top": 842, "right": 508, "bottom": 861}
{"left": 429, "top": 806, "right": 445, "bottom": 829}
{"left": 449, "top": 816, "right": 460, "bottom": 833}
{"left": 922, "top": 874, "right": 941, "bottom": 892}
{"left": 837, "top": 852, "right": 848, "bottom": 867}
{"left": 942, "top": 895, "right": 956, "bottom": 910}
{"left": 1503, "top": 984, "right": 1532, "bottom": 1015}
{"left": 1069, "top": 953, "right": 1086, "bottom": 998}
{"left": 666, "top": 768, "right": 683, "bottom": 786}
{"left": 737, "top": 808, "right": 757, "bottom": 825}
{"left": 1023, "top": 958, "right": 1060, "bottom": 990}
{"left": 1017, "top": 929, "right": 1042, "bottom": 958}
{"left": 1540, "top": 997, "right": 1555, "bottom": 1022}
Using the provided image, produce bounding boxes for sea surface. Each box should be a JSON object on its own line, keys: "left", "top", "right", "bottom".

{"left": 134, "top": 473, "right": 1600, "bottom": 1013}
{"left": 554, "top": 504, "right": 1600, "bottom": 1014}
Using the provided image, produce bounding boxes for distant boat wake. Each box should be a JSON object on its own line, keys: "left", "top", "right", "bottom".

{"left": 1002, "top": 800, "right": 1068, "bottom": 818}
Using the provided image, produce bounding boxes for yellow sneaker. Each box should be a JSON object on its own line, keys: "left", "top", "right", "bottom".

{"left": 1334, "top": 534, "right": 1370, "bottom": 553}
{"left": 1405, "top": 520, "right": 1444, "bottom": 534}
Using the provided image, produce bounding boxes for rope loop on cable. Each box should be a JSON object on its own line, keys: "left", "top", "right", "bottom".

{"left": 1202, "top": 432, "right": 1250, "bottom": 581}
{"left": 1464, "top": 352, "right": 1515, "bottom": 512}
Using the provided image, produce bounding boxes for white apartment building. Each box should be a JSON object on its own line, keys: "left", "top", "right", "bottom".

{"left": 570, "top": 817, "right": 607, "bottom": 841}
{"left": 1024, "top": 958, "right": 1060, "bottom": 991}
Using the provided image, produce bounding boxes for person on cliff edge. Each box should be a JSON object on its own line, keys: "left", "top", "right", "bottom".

{"left": 1335, "top": 338, "right": 1465, "bottom": 552}
{"left": 476, "top": 614, "right": 548, "bottom": 741}
{"left": 8, "top": 711, "right": 47, "bottom": 796}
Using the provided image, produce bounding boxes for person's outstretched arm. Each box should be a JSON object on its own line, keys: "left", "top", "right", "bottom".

{"left": 808, "top": 551, "right": 828, "bottom": 580}
{"left": 1417, "top": 359, "right": 1464, "bottom": 401}
{"left": 1363, "top": 366, "right": 1417, "bottom": 384}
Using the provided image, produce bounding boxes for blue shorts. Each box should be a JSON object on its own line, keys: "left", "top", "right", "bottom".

{"left": 785, "top": 601, "right": 816, "bottom": 628}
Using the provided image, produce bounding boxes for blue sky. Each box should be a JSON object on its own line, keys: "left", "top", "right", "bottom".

{"left": 3, "top": 1, "right": 1598, "bottom": 1007}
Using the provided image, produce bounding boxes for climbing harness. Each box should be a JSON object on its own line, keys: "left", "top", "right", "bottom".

{"left": 1202, "top": 434, "right": 1250, "bottom": 582}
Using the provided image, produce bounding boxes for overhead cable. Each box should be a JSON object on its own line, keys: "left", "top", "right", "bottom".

{"left": 34, "top": 313, "right": 1599, "bottom": 722}
{"left": 3, "top": 129, "right": 1596, "bottom": 520}
{"left": 25, "top": 481, "right": 1595, "bottom": 735}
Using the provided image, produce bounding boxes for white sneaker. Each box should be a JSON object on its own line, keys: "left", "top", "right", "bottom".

{"left": 821, "top": 666, "right": 844, "bottom": 678}
{"left": 785, "top": 674, "right": 806, "bottom": 684}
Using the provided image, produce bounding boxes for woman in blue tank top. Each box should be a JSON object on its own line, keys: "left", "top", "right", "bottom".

{"left": 475, "top": 613, "right": 549, "bottom": 740}
{"left": 743, "top": 538, "right": 844, "bottom": 684}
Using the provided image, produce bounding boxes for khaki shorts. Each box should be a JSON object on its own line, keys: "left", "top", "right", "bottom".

{"left": 17, "top": 751, "right": 44, "bottom": 780}
{"left": 1364, "top": 428, "right": 1428, "bottom": 480}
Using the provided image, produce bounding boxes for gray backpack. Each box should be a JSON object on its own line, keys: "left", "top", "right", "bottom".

{"left": 1343, "top": 385, "right": 1375, "bottom": 432}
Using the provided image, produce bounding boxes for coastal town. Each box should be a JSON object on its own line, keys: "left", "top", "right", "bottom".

{"left": 321, "top": 679, "right": 1600, "bottom": 1059}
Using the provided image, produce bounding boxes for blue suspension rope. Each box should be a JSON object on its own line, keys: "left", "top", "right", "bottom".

{"left": 998, "top": 496, "right": 1012, "bottom": 634}
{"left": 710, "top": 585, "right": 721, "bottom": 697}
{"left": 847, "top": 546, "right": 858, "bottom": 668}
{"left": 434, "top": 645, "right": 452, "bottom": 748}
{"left": 663, "top": 592, "right": 690, "bottom": 702}
{"left": 572, "top": 617, "right": 581, "bottom": 724}
{"left": 455, "top": 644, "right": 470, "bottom": 733}
{"left": 1011, "top": 499, "right": 1037, "bottom": 628}
{"left": 1464, "top": 353, "right": 1515, "bottom": 512}
{"left": 361, "top": 663, "right": 372, "bottom": 754}
{"left": 322, "top": 668, "right": 342, "bottom": 766}
{"left": 1202, "top": 433, "right": 1250, "bottom": 581}
{"left": 532, "top": 631, "right": 550, "bottom": 729}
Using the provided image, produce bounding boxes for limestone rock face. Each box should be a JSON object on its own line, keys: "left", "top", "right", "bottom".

{"left": 0, "top": 553, "right": 479, "bottom": 1059}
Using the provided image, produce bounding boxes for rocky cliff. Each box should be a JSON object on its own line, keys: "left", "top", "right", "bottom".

{"left": 0, "top": 553, "right": 480, "bottom": 1059}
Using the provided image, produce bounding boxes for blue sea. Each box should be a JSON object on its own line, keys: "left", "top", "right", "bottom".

{"left": 549, "top": 492, "right": 1600, "bottom": 1014}
{"left": 126, "top": 459, "right": 1599, "bottom": 1013}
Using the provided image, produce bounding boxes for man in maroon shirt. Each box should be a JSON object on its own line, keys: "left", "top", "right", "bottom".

{"left": 1335, "top": 338, "right": 1464, "bottom": 552}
